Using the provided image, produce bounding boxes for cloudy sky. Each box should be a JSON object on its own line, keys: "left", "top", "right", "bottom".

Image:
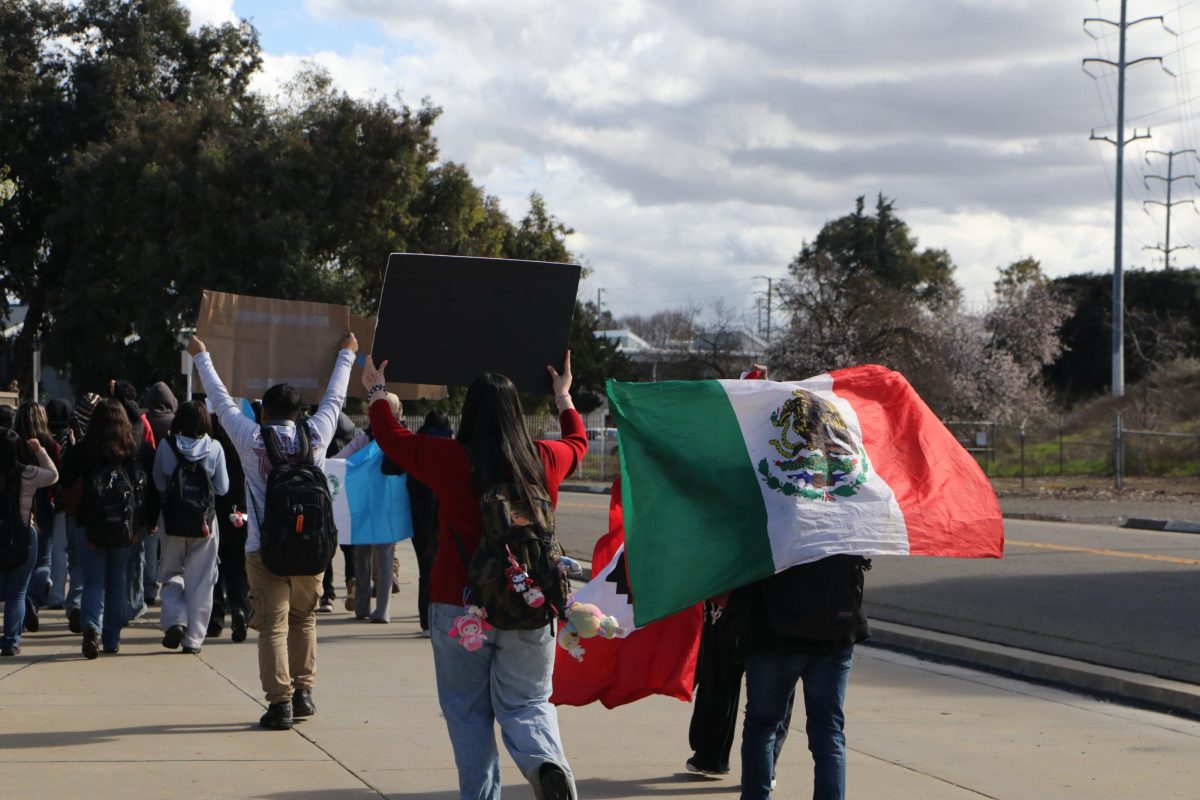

{"left": 180, "top": 0, "right": 1200, "bottom": 325}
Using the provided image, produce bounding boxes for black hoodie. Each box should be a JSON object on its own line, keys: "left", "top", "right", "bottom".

{"left": 142, "top": 382, "right": 178, "bottom": 443}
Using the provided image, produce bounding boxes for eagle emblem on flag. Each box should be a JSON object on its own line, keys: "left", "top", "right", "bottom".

{"left": 757, "top": 388, "right": 870, "bottom": 500}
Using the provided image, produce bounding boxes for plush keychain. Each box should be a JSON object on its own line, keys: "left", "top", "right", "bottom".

{"left": 449, "top": 606, "right": 492, "bottom": 652}
{"left": 228, "top": 505, "right": 246, "bottom": 529}
{"left": 504, "top": 547, "right": 546, "bottom": 608}
{"left": 555, "top": 601, "right": 626, "bottom": 661}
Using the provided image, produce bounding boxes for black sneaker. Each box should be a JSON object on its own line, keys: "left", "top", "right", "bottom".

{"left": 231, "top": 611, "right": 247, "bottom": 643}
{"left": 685, "top": 757, "right": 728, "bottom": 776}
{"left": 68, "top": 608, "right": 82, "bottom": 634}
{"left": 82, "top": 628, "right": 99, "bottom": 660}
{"left": 260, "top": 702, "right": 294, "bottom": 730}
{"left": 292, "top": 688, "right": 316, "bottom": 718}
{"left": 102, "top": 644, "right": 119, "bottom": 654}
{"left": 162, "top": 624, "right": 185, "bottom": 650}
{"left": 181, "top": 646, "right": 201, "bottom": 655}
{"left": 207, "top": 619, "right": 223, "bottom": 638}
{"left": 0, "top": 644, "right": 18, "bottom": 656}
{"left": 23, "top": 598, "right": 39, "bottom": 632}
{"left": 537, "top": 763, "right": 572, "bottom": 800}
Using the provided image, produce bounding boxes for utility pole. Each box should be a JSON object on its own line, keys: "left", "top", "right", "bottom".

{"left": 1143, "top": 149, "right": 1196, "bottom": 269}
{"left": 753, "top": 276, "right": 774, "bottom": 344}
{"left": 1083, "top": 3, "right": 1174, "bottom": 399}
{"left": 595, "top": 287, "right": 606, "bottom": 328}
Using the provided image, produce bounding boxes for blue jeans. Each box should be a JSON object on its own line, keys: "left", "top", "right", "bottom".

{"left": 741, "top": 645, "right": 854, "bottom": 800}
{"left": 429, "top": 602, "right": 576, "bottom": 800}
{"left": 127, "top": 528, "right": 160, "bottom": 618}
{"left": 79, "top": 539, "right": 131, "bottom": 650}
{"left": 49, "top": 512, "right": 68, "bottom": 607}
{"left": 25, "top": 524, "right": 53, "bottom": 609}
{"left": 65, "top": 517, "right": 86, "bottom": 613}
{"left": 0, "top": 527, "right": 37, "bottom": 648}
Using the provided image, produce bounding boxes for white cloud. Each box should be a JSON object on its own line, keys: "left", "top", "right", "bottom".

{"left": 239, "top": 1, "right": 1200, "bottom": 317}
{"left": 177, "top": 0, "right": 237, "bottom": 28}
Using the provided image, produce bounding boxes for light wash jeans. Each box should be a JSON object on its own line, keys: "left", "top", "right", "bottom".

{"left": 159, "top": 532, "right": 220, "bottom": 649}
{"left": 429, "top": 602, "right": 576, "bottom": 800}
{"left": 48, "top": 512, "right": 68, "bottom": 607}
{"left": 127, "top": 527, "right": 160, "bottom": 618}
{"left": 0, "top": 527, "right": 37, "bottom": 649}
{"left": 80, "top": 540, "right": 131, "bottom": 651}
{"left": 65, "top": 517, "right": 86, "bottom": 614}
{"left": 353, "top": 542, "right": 395, "bottom": 622}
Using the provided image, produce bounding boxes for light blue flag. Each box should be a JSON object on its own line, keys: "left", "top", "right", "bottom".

{"left": 325, "top": 441, "right": 414, "bottom": 545}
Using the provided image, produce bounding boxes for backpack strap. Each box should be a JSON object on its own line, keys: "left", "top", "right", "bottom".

{"left": 261, "top": 426, "right": 286, "bottom": 468}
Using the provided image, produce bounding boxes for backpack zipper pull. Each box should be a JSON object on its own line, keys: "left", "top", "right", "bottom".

{"left": 295, "top": 511, "right": 304, "bottom": 533}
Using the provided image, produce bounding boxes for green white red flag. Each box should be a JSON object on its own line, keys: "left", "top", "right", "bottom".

{"left": 608, "top": 365, "right": 1004, "bottom": 627}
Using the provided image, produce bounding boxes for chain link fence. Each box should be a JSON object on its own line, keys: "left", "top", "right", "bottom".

{"left": 943, "top": 417, "right": 1200, "bottom": 486}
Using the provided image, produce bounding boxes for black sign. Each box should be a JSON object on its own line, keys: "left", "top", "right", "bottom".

{"left": 372, "top": 253, "right": 581, "bottom": 392}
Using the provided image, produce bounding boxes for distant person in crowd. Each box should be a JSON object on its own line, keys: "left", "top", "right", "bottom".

{"left": 108, "top": 379, "right": 155, "bottom": 446}
{"left": 334, "top": 395, "right": 405, "bottom": 624}
{"left": 0, "top": 429, "right": 58, "bottom": 656}
{"left": 189, "top": 331, "right": 356, "bottom": 730}
{"left": 58, "top": 399, "right": 155, "bottom": 659}
{"left": 154, "top": 401, "right": 229, "bottom": 655}
{"left": 319, "top": 410, "right": 358, "bottom": 613}
{"left": 44, "top": 398, "right": 73, "bottom": 609}
{"left": 0, "top": 406, "right": 15, "bottom": 430}
{"left": 14, "top": 402, "right": 62, "bottom": 633}
{"left": 61, "top": 393, "right": 101, "bottom": 633}
{"left": 408, "top": 409, "right": 454, "bottom": 637}
{"left": 142, "top": 381, "right": 178, "bottom": 445}
{"left": 362, "top": 352, "right": 584, "bottom": 800}
{"left": 208, "top": 414, "right": 249, "bottom": 643}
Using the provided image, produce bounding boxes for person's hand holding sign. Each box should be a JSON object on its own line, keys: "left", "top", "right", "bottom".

{"left": 547, "top": 350, "right": 574, "bottom": 412}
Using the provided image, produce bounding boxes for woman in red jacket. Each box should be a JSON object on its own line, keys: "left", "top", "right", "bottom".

{"left": 361, "top": 353, "right": 585, "bottom": 800}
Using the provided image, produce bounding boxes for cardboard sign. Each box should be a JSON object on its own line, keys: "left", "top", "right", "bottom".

{"left": 194, "top": 291, "right": 448, "bottom": 404}
{"left": 372, "top": 253, "right": 581, "bottom": 392}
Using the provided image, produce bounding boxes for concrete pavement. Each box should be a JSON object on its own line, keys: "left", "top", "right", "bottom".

{"left": 2, "top": 553, "right": 1199, "bottom": 799}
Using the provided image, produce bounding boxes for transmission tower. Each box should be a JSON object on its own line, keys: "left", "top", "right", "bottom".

{"left": 1143, "top": 149, "right": 1196, "bottom": 269}
{"left": 1083, "top": 2, "right": 1175, "bottom": 400}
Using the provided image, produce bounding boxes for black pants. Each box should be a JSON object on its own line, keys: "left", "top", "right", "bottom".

{"left": 689, "top": 598, "right": 748, "bottom": 771}
{"left": 412, "top": 526, "right": 437, "bottom": 630}
{"left": 210, "top": 527, "right": 248, "bottom": 626}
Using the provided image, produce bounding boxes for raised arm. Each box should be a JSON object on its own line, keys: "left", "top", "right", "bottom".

{"left": 23, "top": 440, "right": 59, "bottom": 489}
{"left": 188, "top": 336, "right": 258, "bottom": 449}
{"left": 308, "top": 331, "right": 357, "bottom": 450}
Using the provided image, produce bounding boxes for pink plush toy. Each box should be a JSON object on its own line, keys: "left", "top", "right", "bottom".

{"left": 449, "top": 608, "right": 492, "bottom": 652}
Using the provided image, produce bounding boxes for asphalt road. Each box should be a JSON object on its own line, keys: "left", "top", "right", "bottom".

{"left": 553, "top": 496, "right": 1200, "bottom": 685}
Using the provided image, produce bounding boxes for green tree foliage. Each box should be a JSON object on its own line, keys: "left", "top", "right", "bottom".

{"left": 1, "top": 0, "right": 604, "bottom": 400}
{"left": 1046, "top": 268, "right": 1200, "bottom": 404}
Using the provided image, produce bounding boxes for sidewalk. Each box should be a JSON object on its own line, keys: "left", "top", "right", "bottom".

{"left": 2, "top": 557, "right": 1198, "bottom": 799}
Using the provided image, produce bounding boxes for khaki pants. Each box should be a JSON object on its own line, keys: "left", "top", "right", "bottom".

{"left": 245, "top": 553, "right": 323, "bottom": 704}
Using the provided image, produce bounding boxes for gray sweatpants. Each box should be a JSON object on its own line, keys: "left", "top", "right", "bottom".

{"left": 159, "top": 533, "right": 220, "bottom": 649}
{"left": 354, "top": 542, "right": 396, "bottom": 622}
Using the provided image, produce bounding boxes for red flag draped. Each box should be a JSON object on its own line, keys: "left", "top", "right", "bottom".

{"left": 551, "top": 478, "right": 704, "bottom": 708}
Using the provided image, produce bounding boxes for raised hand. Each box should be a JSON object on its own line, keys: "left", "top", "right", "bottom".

{"left": 547, "top": 350, "right": 572, "bottom": 396}
{"left": 361, "top": 354, "right": 389, "bottom": 392}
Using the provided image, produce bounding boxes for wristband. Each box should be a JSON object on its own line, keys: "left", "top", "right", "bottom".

{"left": 368, "top": 383, "right": 386, "bottom": 396}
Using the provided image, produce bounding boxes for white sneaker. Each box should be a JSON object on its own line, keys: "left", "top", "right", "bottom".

{"left": 771, "top": 778, "right": 778, "bottom": 790}
{"left": 317, "top": 599, "right": 334, "bottom": 613}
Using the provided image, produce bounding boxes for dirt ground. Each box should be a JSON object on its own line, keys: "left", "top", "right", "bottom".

{"left": 992, "top": 475, "right": 1200, "bottom": 525}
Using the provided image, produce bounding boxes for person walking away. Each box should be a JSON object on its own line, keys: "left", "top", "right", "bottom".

{"left": 14, "top": 402, "right": 62, "bottom": 633}
{"left": 154, "top": 401, "right": 229, "bottom": 654}
{"left": 208, "top": 414, "right": 249, "bottom": 642}
{"left": 142, "top": 382, "right": 178, "bottom": 443}
{"left": 334, "top": 394, "right": 407, "bottom": 624}
{"left": 739, "top": 555, "right": 872, "bottom": 800}
{"left": 0, "top": 431, "right": 59, "bottom": 655}
{"left": 44, "top": 398, "right": 74, "bottom": 609}
{"left": 408, "top": 410, "right": 453, "bottom": 636}
{"left": 362, "top": 352, "right": 585, "bottom": 800}
{"left": 58, "top": 400, "right": 154, "bottom": 659}
{"left": 188, "top": 332, "right": 355, "bottom": 730}
{"left": 60, "top": 393, "right": 101, "bottom": 633}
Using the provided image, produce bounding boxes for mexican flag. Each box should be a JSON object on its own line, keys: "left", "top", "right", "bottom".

{"left": 609, "top": 365, "right": 1004, "bottom": 627}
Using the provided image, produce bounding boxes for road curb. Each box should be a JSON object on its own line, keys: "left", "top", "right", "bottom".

{"left": 1122, "top": 517, "right": 1200, "bottom": 534}
{"left": 560, "top": 482, "right": 612, "bottom": 495}
{"left": 868, "top": 619, "right": 1200, "bottom": 720}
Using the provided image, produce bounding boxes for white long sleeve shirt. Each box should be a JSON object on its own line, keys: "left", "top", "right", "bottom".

{"left": 193, "top": 349, "right": 355, "bottom": 553}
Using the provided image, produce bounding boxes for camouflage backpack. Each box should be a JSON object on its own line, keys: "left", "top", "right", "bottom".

{"left": 454, "top": 482, "right": 571, "bottom": 631}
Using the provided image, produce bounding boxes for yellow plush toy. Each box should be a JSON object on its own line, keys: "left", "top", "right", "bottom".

{"left": 556, "top": 601, "right": 626, "bottom": 661}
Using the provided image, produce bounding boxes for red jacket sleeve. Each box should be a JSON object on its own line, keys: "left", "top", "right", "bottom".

{"left": 537, "top": 409, "right": 587, "bottom": 488}
{"left": 368, "top": 398, "right": 463, "bottom": 488}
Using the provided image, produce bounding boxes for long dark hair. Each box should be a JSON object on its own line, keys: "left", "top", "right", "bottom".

{"left": 456, "top": 373, "right": 546, "bottom": 500}
{"left": 16, "top": 402, "right": 56, "bottom": 454}
{"left": 170, "top": 401, "right": 212, "bottom": 438}
{"left": 82, "top": 399, "right": 138, "bottom": 463}
{"left": 0, "top": 429, "right": 26, "bottom": 489}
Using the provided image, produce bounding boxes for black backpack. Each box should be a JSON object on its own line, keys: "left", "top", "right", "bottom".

{"left": 254, "top": 423, "right": 337, "bottom": 576}
{"left": 765, "top": 554, "right": 871, "bottom": 643}
{"left": 162, "top": 436, "right": 215, "bottom": 537}
{"left": 82, "top": 460, "right": 144, "bottom": 549}
{"left": 0, "top": 474, "right": 30, "bottom": 570}
{"left": 451, "top": 482, "right": 570, "bottom": 631}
